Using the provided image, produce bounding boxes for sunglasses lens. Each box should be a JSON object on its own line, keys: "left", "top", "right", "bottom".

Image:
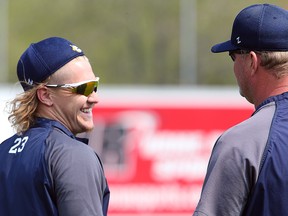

{"left": 72, "top": 81, "right": 98, "bottom": 96}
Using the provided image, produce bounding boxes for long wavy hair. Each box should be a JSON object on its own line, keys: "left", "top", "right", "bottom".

{"left": 7, "top": 83, "right": 42, "bottom": 134}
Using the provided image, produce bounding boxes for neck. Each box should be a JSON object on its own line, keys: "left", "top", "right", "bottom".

{"left": 253, "top": 78, "right": 288, "bottom": 108}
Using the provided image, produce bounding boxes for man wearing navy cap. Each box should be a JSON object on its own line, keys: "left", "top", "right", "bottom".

{"left": 0, "top": 37, "right": 110, "bottom": 215}
{"left": 194, "top": 4, "right": 288, "bottom": 216}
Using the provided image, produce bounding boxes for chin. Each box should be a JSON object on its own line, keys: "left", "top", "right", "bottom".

{"left": 85, "top": 125, "right": 94, "bottom": 132}
{"left": 81, "top": 122, "right": 94, "bottom": 132}
{"left": 72, "top": 124, "right": 93, "bottom": 135}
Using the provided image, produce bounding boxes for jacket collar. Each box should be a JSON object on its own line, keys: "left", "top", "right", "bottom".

{"left": 34, "top": 117, "right": 89, "bottom": 144}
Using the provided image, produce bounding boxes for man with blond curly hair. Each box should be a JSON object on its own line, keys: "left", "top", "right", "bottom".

{"left": 0, "top": 37, "right": 110, "bottom": 216}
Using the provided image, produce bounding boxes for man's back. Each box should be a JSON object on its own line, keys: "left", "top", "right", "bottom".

{"left": 0, "top": 125, "right": 57, "bottom": 215}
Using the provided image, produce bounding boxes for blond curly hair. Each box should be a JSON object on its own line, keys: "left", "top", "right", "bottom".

{"left": 7, "top": 83, "right": 42, "bottom": 134}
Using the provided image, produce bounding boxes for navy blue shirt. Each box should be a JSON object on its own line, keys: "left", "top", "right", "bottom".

{"left": 0, "top": 118, "right": 109, "bottom": 216}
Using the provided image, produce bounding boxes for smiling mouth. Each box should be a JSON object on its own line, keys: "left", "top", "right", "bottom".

{"left": 81, "top": 108, "right": 92, "bottom": 113}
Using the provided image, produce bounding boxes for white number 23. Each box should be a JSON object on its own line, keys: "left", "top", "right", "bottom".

{"left": 9, "top": 136, "right": 29, "bottom": 154}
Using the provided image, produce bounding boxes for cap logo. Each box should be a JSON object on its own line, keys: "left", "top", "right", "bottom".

{"left": 236, "top": 37, "right": 241, "bottom": 44}
{"left": 27, "top": 78, "right": 33, "bottom": 86}
{"left": 70, "top": 45, "right": 82, "bottom": 53}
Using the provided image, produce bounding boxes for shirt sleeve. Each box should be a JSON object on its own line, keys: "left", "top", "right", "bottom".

{"left": 193, "top": 136, "right": 253, "bottom": 216}
{"left": 46, "top": 133, "right": 106, "bottom": 216}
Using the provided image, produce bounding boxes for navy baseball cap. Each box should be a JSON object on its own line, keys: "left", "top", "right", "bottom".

{"left": 17, "top": 37, "right": 85, "bottom": 91}
{"left": 211, "top": 4, "right": 288, "bottom": 53}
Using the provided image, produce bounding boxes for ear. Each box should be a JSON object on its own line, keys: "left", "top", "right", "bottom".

{"left": 249, "top": 51, "right": 259, "bottom": 76}
{"left": 37, "top": 86, "right": 53, "bottom": 106}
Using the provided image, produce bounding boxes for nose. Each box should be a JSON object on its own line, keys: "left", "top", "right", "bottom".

{"left": 87, "top": 91, "right": 99, "bottom": 104}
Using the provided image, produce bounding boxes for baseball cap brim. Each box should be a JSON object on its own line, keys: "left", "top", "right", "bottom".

{"left": 211, "top": 40, "right": 239, "bottom": 53}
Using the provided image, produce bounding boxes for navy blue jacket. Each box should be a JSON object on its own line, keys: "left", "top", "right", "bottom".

{"left": 0, "top": 118, "right": 109, "bottom": 216}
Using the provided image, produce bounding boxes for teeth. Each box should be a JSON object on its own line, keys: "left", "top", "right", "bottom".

{"left": 82, "top": 108, "right": 91, "bottom": 113}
